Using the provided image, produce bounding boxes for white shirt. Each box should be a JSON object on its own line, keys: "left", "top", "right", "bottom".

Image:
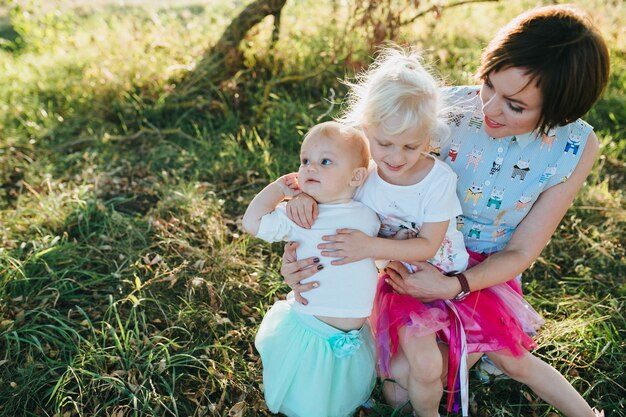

{"left": 257, "top": 201, "right": 380, "bottom": 317}
{"left": 355, "top": 158, "right": 469, "bottom": 273}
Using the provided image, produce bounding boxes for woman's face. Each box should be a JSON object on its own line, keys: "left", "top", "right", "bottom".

{"left": 480, "top": 67, "right": 543, "bottom": 138}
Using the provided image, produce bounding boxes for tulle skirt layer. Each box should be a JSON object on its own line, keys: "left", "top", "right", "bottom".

{"left": 437, "top": 276, "right": 545, "bottom": 356}
{"left": 371, "top": 250, "right": 545, "bottom": 378}
{"left": 369, "top": 277, "right": 450, "bottom": 376}
{"left": 255, "top": 300, "right": 376, "bottom": 417}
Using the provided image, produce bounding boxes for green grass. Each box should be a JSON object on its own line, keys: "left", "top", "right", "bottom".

{"left": 0, "top": 0, "right": 624, "bottom": 416}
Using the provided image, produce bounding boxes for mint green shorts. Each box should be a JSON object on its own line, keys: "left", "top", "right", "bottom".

{"left": 255, "top": 300, "right": 376, "bottom": 417}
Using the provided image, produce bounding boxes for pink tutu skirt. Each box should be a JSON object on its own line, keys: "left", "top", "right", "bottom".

{"left": 370, "top": 277, "right": 450, "bottom": 377}
{"left": 371, "top": 250, "right": 545, "bottom": 413}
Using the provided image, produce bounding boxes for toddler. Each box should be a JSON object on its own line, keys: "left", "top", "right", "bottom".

{"left": 242, "top": 121, "right": 380, "bottom": 417}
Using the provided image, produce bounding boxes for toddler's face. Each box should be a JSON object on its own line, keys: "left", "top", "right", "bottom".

{"left": 365, "top": 119, "right": 430, "bottom": 186}
{"left": 298, "top": 134, "right": 359, "bottom": 204}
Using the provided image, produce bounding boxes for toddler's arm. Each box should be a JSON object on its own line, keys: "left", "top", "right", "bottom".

{"left": 242, "top": 174, "right": 300, "bottom": 236}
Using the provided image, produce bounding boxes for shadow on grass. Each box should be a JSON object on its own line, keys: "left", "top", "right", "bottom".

{"left": 0, "top": 190, "right": 272, "bottom": 415}
{"left": 0, "top": 1, "right": 624, "bottom": 416}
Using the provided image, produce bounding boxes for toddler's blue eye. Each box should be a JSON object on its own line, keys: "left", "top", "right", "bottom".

{"left": 321, "top": 158, "right": 332, "bottom": 166}
{"left": 301, "top": 158, "right": 310, "bottom": 165}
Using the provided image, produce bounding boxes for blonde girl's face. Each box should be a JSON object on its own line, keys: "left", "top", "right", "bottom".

{"left": 364, "top": 119, "right": 430, "bottom": 186}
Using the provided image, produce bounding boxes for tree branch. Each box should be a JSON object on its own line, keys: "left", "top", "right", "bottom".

{"left": 401, "top": 0, "right": 500, "bottom": 26}
{"left": 213, "top": 0, "right": 287, "bottom": 58}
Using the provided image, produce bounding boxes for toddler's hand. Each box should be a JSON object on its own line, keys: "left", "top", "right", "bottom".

{"left": 276, "top": 173, "right": 301, "bottom": 198}
{"left": 286, "top": 193, "right": 318, "bottom": 229}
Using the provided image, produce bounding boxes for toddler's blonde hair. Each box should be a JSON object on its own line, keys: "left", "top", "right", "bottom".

{"left": 339, "top": 46, "right": 448, "bottom": 141}
{"left": 303, "top": 121, "right": 370, "bottom": 169}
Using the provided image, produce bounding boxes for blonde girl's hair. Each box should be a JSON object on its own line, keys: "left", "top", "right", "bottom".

{"left": 338, "top": 46, "right": 449, "bottom": 141}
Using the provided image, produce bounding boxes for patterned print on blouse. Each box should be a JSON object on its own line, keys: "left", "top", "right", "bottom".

{"left": 436, "top": 86, "right": 593, "bottom": 254}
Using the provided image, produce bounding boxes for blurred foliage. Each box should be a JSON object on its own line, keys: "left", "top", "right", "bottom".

{"left": 0, "top": 0, "right": 623, "bottom": 416}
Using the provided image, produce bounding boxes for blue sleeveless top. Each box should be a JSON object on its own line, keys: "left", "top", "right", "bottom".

{"left": 432, "top": 86, "right": 593, "bottom": 254}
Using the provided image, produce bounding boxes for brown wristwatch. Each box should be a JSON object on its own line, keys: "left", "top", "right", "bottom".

{"left": 451, "top": 272, "right": 470, "bottom": 301}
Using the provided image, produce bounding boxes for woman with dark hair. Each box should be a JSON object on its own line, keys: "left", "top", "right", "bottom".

{"left": 280, "top": 4, "right": 609, "bottom": 417}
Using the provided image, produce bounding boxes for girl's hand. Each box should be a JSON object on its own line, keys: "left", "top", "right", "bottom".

{"left": 276, "top": 173, "right": 302, "bottom": 199}
{"left": 286, "top": 193, "right": 318, "bottom": 229}
{"left": 280, "top": 241, "right": 322, "bottom": 305}
{"left": 319, "top": 228, "right": 372, "bottom": 265}
{"left": 384, "top": 261, "right": 457, "bottom": 302}
{"left": 393, "top": 228, "right": 418, "bottom": 240}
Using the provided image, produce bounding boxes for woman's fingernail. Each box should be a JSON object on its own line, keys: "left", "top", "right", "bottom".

{"left": 313, "top": 257, "right": 320, "bottom": 263}
{"left": 317, "top": 264, "right": 324, "bottom": 270}
{"left": 312, "top": 282, "right": 319, "bottom": 288}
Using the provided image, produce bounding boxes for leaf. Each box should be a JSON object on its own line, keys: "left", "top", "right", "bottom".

{"left": 128, "top": 294, "right": 139, "bottom": 306}
{"left": 158, "top": 358, "right": 166, "bottom": 374}
{"left": 228, "top": 401, "right": 246, "bottom": 417}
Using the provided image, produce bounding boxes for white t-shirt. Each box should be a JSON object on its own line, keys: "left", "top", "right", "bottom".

{"left": 257, "top": 201, "right": 380, "bottom": 318}
{"left": 355, "top": 158, "right": 469, "bottom": 273}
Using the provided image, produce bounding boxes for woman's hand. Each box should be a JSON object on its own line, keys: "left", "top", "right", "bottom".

{"left": 384, "top": 261, "right": 458, "bottom": 302}
{"left": 286, "top": 193, "right": 318, "bottom": 229}
{"left": 280, "top": 241, "right": 322, "bottom": 305}
{"left": 318, "top": 229, "right": 372, "bottom": 265}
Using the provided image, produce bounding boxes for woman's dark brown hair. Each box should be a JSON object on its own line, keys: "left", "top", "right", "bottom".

{"left": 476, "top": 4, "right": 610, "bottom": 134}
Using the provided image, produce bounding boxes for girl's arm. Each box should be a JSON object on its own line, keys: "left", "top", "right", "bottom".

{"left": 242, "top": 174, "right": 300, "bottom": 236}
{"left": 385, "top": 131, "right": 600, "bottom": 300}
{"left": 319, "top": 220, "right": 449, "bottom": 265}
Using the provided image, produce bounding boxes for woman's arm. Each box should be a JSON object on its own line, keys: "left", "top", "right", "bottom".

{"left": 385, "top": 131, "right": 599, "bottom": 299}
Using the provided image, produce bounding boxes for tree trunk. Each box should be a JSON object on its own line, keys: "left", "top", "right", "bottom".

{"left": 214, "top": 0, "right": 287, "bottom": 58}
{"left": 177, "top": 0, "right": 287, "bottom": 95}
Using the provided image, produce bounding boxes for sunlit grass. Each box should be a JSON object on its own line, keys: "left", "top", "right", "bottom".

{"left": 0, "top": 0, "right": 624, "bottom": 416}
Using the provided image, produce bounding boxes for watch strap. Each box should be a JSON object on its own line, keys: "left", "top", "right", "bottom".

{"left": 452, "top": 272, "right": 470, "bottom": 301}
{"left": 455, "top": 272, "right": 470, "bottom": 293}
